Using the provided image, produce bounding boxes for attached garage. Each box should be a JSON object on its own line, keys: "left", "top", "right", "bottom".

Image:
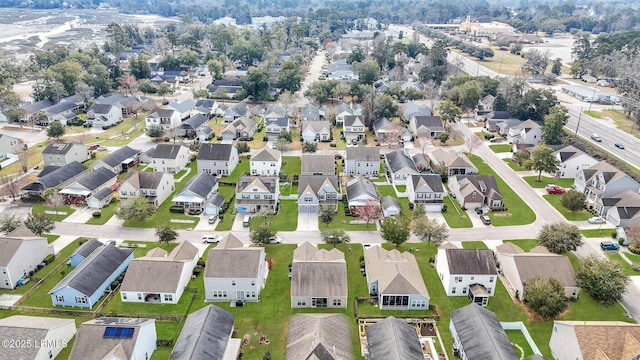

{"left": 299, "top": 205, "right": 318, "bottom": 213}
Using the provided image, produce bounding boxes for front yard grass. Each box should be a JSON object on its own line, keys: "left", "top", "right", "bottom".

{"left": 43, "top": 234, "right": 59, "bottom": 244}
{"left": 503, "top": 239, "right": 540, "bottom": 252}
{"left": 0, "top": 139, "right": 48, "bottom": 177}
{"left": 469, "top": 155, "right": 536, "bottom": 226}
{"left": 489, "top": 144, "right": 513, "bottom": 153}
{"left": 522, "top": 176, "right": 575, "bottom": 189}
{"left": 85, "top": 199, "right": 119, "bottom": 225}
{"left": 543, "top": 195, "right": 592, "bottom": 221}
{"left": 503, "top": 158, "right": 527, "bottom": 171}
{"left": 442, "top": 196, "right": 473, "bottom": 228}
{"left": 461, "top": 241, "right": 488, "bottom": 249}
{"left": 281, "top": 156, "right": 301, "bottom": 176}
{"left": 323, "top": 202, "right": 372, "bottom": 231}
{"left": 215, "top": 198, "right": 235, "bottom": 231}
{"left": 31, "top": 204, "right": 76, "bottom": 221}
{"left": 580, "top": 228, "right": 615, "bottom": 238}
{"left": 249, "top": 200, "right": 298, "bottom": 231}
{"left": 606, "top": 253, "right": 640, "bottom": 275}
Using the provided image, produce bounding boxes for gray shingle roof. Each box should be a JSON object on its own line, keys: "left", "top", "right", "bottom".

{"left": 123, "top": 171, "right": 168, "bottom": 190}
{"left": 73, "top": 239, "right": 103, "bottom": 258}
{"left": 381, "top": 195, "right": 400, "bottom": 211}
{"left": 265, "top": 117, "right": 289, "bottom": 127}
{"left": 177, "top": 173, "right": 218, "bottom": 199}
{"left": 346, "top": 176, "right": 378, "bottom": 201}
{"left": 171, "top": 305, "right": 235, "bottom": 360}
{"left": 450, "top": 304, "right": 519, "bottom": 360}
{"left": 69, "top": 317, "right": 153, "bottom": 360}
{"left": 88, "top": 103, "right": 114, "bottom": 114}
{"left": 42, "top": 101, "right": 77, "bottom": 116}
{"left": 148, "top": 108, "right": 176, "bottom": 118}
{"left": 385, "top": 149, "right": 418, "bottom": 173}
{"left": 252, "top": 147, "right": 280, "bottom": 162}
{"left": 23, "top": 100, "right": 53, "bottom": 114}
{"left": 513, "top": 254, "right": 577, "bottom": 288}
{"left": 365, "top": 317, "right": 424, "bottom": 360}
{"left": 236, "top": 176, "right": 278, "bottom": 194}
{"left": 364, "top": 246, "right": 428, "bottom": 297}
{"left": 414, "top": 115, "right": 444, "bottom": 131}
{"left": 0, "top": 316, "right": 75, "bottom": 360}
{"left": 197, "top": 143, "right": 233, "bottom": 161}
{"left": 205, "top": 247, "right": 263, "bottom": 278}
{"left": 181, "top": 113, "right": 208, "bottom": 130}
{"left": 291, "top": 243, "right": 347, "bottom": 298}
{"left": 100, "top": 146, "right": 140, "bottom": 167}
{"left": 0, "top": 237, "right": 26, "bottom": 267}
{"left": 346, "top": 147, "right": 380, "bottom": 161}
{"left": 22, "top": 161, "right": 87, "bottom": 192}
{"left": 410, "top": 174, "right": 444, "bottom": 193}
{"left": 77, "top": 167, "right": 117, "bottom": 191}
{"left": 297, "top": 175, "right": 338, "bottom": 198}
{"left": 344, "top": 114, "right": 365, "bottom": 127}
{"left": 50, "top": 245, "right": 132, "bottom": 297}
{"left": 301, "top": 154, "right": 335, "bottom": 174}
{"left": 444, "top": 249, "right": 498, "bottom": 275}
{"left": 286, "top": 314, "right": 353, "bottom": 360}
{"left": 42, "top": 142, "right": 83, "bottom": 155}
{"left": 152, "top": 144, "right": 187, "bottom": 159}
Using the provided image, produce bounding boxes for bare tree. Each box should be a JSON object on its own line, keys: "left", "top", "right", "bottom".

{"left": 377, "top": 122, "right": 404, "bottom": 149}
{"left": 625, "top": 220, "right": 640, "bottom": 247}
{"left": 351, "top": 200, "right": 382, "bottom": 226}
{"left": 15, "top": 144, "right": 28, "bottom": 174}
{"left": 119, "top": 74, "right": 139, "bottom": 96}
{"left": 0, "top": 175, "right": 21, "bottom": 200}
{"left": 466, "top": 134, "right": 483, "bottom": 154}
{"left": 521, "top": 49, "right": 551, "bottom": 75}
{"left": 44, "top": 189, "right": 66, "bottom": 220}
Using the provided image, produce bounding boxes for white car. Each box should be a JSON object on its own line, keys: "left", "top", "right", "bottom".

{"left": 268, "top": 236, "right": 282, "bottom": 244}
{"left": 588, "top": 216, "right": 606, "bottom": 224}
{"left": 202, "top": 234, "right": 221, "bottom": 243}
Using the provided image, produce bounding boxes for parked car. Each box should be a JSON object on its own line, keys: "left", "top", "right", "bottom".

{"left": 202, "top": 234, "right": 221, "bottom": 243}
{"left": 268, "top": 236, "right": 282, "bottom": 244}
{"left": 591, "top": 133, "right": 602, "bottom": 142}
{"left": 188, "top": 208, "right": 203, "bottom": 215}
{"left": 208, "top": 215, "right": 217, "bottom": 224}
{"left": 86, "top": 144, "right": 100, "bottom": 151}
{"left": 600, "top": 241, "right": 619, "bottom": 251}
{"left": 474, "top": 207, "right": 483, "bottom": 215}
{"left": 480, "top": 215, "right": 491, "bottom": 225}
{"left": 588, "top": 216, "right": 606, "bottom": 224}
{"left": 545, "top": 185, "right": 566, "bottom": 194}
{"left": 615, "top": 143, "right": 625, "bottom": 149}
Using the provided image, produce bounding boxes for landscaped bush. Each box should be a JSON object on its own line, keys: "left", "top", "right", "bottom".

{"left": 43, "top": 254, "right": 55, "bottom": 265}
{"left": 632, "top": 263, "right": 640, "bottom": 272}
{"left": 197, "top": 259, "right": 206, "bottom": 267}
{"left": 629, "top": 244, "right": 640, "bottom": 254}
{"left": 169, "top": 206, "right": 184, "bottom": 213}
{"left": 193, "top": 265, "right": 203, "bottom": 276}
{"left": 92, "top": 211, "right": 101, "bottom": 218}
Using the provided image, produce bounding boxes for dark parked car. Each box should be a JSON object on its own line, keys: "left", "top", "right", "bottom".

{"left": 615, "top": 143, "right": 625, "bottom": 149}
{"left": 480, "top": 215, "right": 491, "bottom": 225}
{"left": 474, "top": 207, "right": 483, "bottom": 215}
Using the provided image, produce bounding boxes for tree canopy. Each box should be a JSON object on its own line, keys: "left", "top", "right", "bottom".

{"left": 576, "top": 255, "right": 629, "bottom": 305}
{"left": 537, "top": 222, "right": 582, "bottom": 253}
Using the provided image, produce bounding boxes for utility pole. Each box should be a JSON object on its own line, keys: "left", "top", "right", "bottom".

{"left": 575, "top": 106, "right": 584, "bottom": 137}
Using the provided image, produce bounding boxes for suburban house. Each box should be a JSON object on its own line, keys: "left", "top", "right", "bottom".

{"left": 172, "top": 172, "right": 219, "bottom": 214}
{"left": 69, "top": 239, "right": 103, "bottom": 267}
{"left": 204, "top": 234, "right": 267, "bottom": 302}
{"left": 49, "top": 245, "right": 133, "bottom": 308}
{"left": 265, "top": 117, "right": 290, "bottom": 138}
{"left": 554, "top": 145, "right": 598, "bottom": 179}
{"left": 550, "top": 321, "right": 640, "bottom": 360}
{"left": 22, "top": 161, "right": 88, "bottom": 199}
{"left": 37, "top": 101, "right": 78, "bottom": 125}
{"left": 604, "top": 190, "right": 640, "bottom": 226}
{"left": 42, "top": 142, "right": 89, "bottom": 167}
{"left": 59, "top": 167, "right": 118, "bottom": 207}
{"left": 193, "top": 99, "right": 218, "bottom": 118}
{"left": 485, "top": 111, "right": 516, "bottom": 132}
{"left": 385, "top": 149, "right": 419, "bottom": 185}
{"left": 0, "top": 315, "right": 76, "bottom": 360}
{"left": 345, "top": 147, "right": 380, "bottom": 177}
{"left": 497, "top": 243, "right": 578, "bottom": 300}
{"left": 235, "top": 176, "right": 280, "bottom": 213}
{"left": 435, "top": 246, "right": 498, "bottom": 306}
{"left": 409, "top": 115, "right": 444, "bottom": 139}
{"left": 0, "top": 226, "right": 53, "bottom": 289}
{"left": 171, "top": 305, "right": 241, "bottom": 360}
{"left": 343, "top": 114, "right": 366, "bottom": 143}
{"left": 450, "top": 304, "right": 519, "bottom": 360}
{"left": 119, "top": 171, "right": 174, "bottom": 207}
{"left": 406, "top": 174, "right": 447, "bottom": 211}
{"left": 221, "top": 117, "right": 257, "bottom": 140}
{"left": 365, "top": 317, "right": 424, "bottom": 360}
{"left": 120, "top": 242, "right": 199, "bottom": 304}
{"left": 145, "top": 108, "right": 181, "bottom": 131}
{"left": 223, "top": 102, "right": 250, "bottom": 123}
{"left": 301, "top": 154, "right": 335, "bottom": 176}
{"left": 86, "top": 103, "right": 122, "bottom": 128}
{"left": 449, "top": 175, "right": 504, "bottom": 210}
{"left": 168, "top": 99, "right": 196, "bottom": 120}
{"left": 291, "top": 242, "right": 347, "bottom": 308}
{"left": 345, "top": 176, "right": 379, "bottom": 209}
{"left": 69, "top": 317, "right": 156, "bottom": 360}
{"left": 507, "top": 119, "right": 541, "bottom": 145}
{"left": 381, "top": 195, "right": 401, "bottom": 217}
{"left": 0, "top": 134, "right": 21, "bottom": 162}
{"left": 22, "top": 99, "right": 53, "bottom": 123}
{"left": 412, "top": 153, "right": 431, "bottom": 172}
{"left": 372, "top": 117, "right": 412, "bottom": 145}
{"left": 301, "top": 120, "right": 332, "bottom": 143}
{"left": 334, "top": 102, "right": 363, "bottom": 126}
{"left": 300, "top": 103, "right": 321, "bottom": 121}
{"left": 401, "top": 102, "right": 431, "bottom": 123}
{"left": 476, "top": 94, "right": 495, "bottom": 114}
{"left": 430, "top": 148, "right": 478, "bottom": 177}
{"left": 286, "top": 314, "right": 353, "bottom": 360}
{"left": 573, "top": 162, "right": 640, "bottom": 215}
{"left": 364, "top": 246, "right": 429, "bottom": 310}
{"left": 250, "top": 147, "right": 282, "bottom": 176}
{"left": 91, "top": 146, "right": 141, "bottom": 174}
{"left": 95, "top": 93, "right": 154, "bottom": 116}
{"left": 177, "top": 113, "right": 212, "bottom": 140}
{"left": 197, "top": 143, "right": 239, "bottom": 177}
{"left": 150, "top": 144, "right": 190, "bottom": 174}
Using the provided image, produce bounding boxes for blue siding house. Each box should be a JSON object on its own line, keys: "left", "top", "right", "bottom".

{"left": 50, "top": 245, "right": 133, "bottom": 308}
{"left": 68, "top": 239, "right": 103, "bottom": 267}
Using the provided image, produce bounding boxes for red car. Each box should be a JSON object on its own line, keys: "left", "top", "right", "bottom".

{"left": 545, "top": 185, "right": 566, "bottom": 194}
{"left": 86, "top": 144, "right": 100, "bottom": 151}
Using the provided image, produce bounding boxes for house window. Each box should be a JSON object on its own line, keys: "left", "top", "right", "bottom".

{"left": 164, "top": 294, "right": 173, "bottom": 302}
{"left": 254, "top": 195, "right": 260, "bottom": 199}
{"left": 333, "top": 299, "right": 342, "bottom": 306}
{"left": 251, "top": 280, "right": 255, "bottom": 286}
{"left": 381, "top": 295, "right": 409, "bottom": 307}
{"left": 137, "top": 293, "right": 142, "bottom": 300}
{"left": 470, "top": 276, "right": 474, "bottom": 280}
{"left": 76, "top": 297, "right": 87, "bottom": 304}
{"left": 251, "top": 291, "right": 256, "bottom": 298}
{"left": 56, "top": 295, "right": 64, "bottom": 302}
{"left": 1, "top": 268, "right": 5, "bottom": 274}
{"left": 265, "top": 195, "right": 273, "bottom": 200}
{"left": 489, "top": 277, "right": 494, "bottom": 283}
{"left": 472, "top": 192, "right": 476, "bottom": 198}
{"left": 232, "top": 280, "right": 236, "bottom": 286}
{"left": 452, "top": 287, "right": 456, "bottom": 294}
{"left": 4, "top": 279, "right": 9, "bottom": 286}
{"left": 411, "top": 300, "right": 426, "bottom": 308}
{"left": 122, "top": 293, "right": 127, "bottom": 300}
{"left": 297, "top": 299, "right": 306, "bottom": 306}
{"left": 454, "top": 276, "right": 463, "bottom": 283}
{"left": 242, "top": 194, "right": 250, "bottom": 199}
{"left": 462, "top": 287, "right": 467, "bottom": 294}
{"left": 487, "top": 287, "right": 492, "bottom": 293}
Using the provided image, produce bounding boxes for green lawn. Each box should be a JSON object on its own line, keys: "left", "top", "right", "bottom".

{"left": 123, "top": 162, "right": 201, "bottom": 229}
{"left": 522, "top": 176, "right": 575, "bottom": 189}
{"left": 376, "top": 163, "right": 387, "bottom": 181}
{"left": 215, "top": 198, "right": 236, "bottom": 231}
{"left": 503, "top": 239, "right": 540, "bottom": 252}
{"left": 173, "top": 169, "right": 187, "bottom": 179}
{"left": 227, "top": 156, "right": 251, "bottom": 183}
{"left": 43, "top": 234, "right": 59, "bottom": 244}
{"left": 250, "top": 200, "right": 298, "bottom": 231}
{"left": 469, "top": 155, "right": 536, "bottom": 226}
{"left": 394, "top": 184, "right": 406, "bottom": 192}
{"left": 85, "top": 199, "right": 119, "bottom": 225}
{"left": 580, "top": 228, "right": 616, "bottom": 238}
{"left": 606, "top": 253, "right": 640, "bottom": 275}
{"left": 503, "top": 158, "right": 527, "bottom": 171}
{"left": 442, "top": 196, "right": 473, "bottom": 228}
{"left": 31, "top": 204, "right": 76, "bottom": 221}
{"left": 506, "top": 329, "right": 535, "bottom": 358}
{"left": 461, "top": 241, "right": 489, "bottom": 249}
{"left": 281, "top": 156, "right": 301, "bottom": 177}
{"left": 543, "top": 195, "right": 592, "bottom": 221}
{"left": 623, "top": 251, "right": 640, "bottom": 263}
{"left": 377, "top": 185, "right": 411, "bottom": 215}
{"left": 323, "top": 202, "right": 372, "bottom": 231}
{"left": 489, "top": 144, "right": 513, "bottom": 153}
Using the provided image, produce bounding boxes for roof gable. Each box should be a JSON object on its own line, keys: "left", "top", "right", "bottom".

{"left": 171, "top": 305, "right": 235, "bottom": 360}
{"left": 197, "top": 143, "right": 233, "bottom": 161}
{"left": 365, "top": 317, "right": 423, "bottom": 360}
{"left": 444, "top": 249, "right": 498, "bottom": 275}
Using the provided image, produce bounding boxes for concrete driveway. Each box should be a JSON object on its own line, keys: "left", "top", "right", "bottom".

{"left": 62, "top": 207, "right": 94, "bottom": 223}
{"left": 231, "top": 212, "right": 249, "bottom": 231}
{"left": 0, "top": 202, "right": 32, "bottom": 218}
{"left": 297, "top": 211, "right": 319, "bottom": 231}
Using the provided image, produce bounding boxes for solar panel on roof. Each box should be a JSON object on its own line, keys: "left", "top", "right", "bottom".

{"left": 104, "top": 326, "right": 135, "bottom": 338}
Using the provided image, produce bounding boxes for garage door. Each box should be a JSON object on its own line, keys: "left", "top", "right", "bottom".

{"left": 309, "top": 206, "right": 317, "bottom": 213}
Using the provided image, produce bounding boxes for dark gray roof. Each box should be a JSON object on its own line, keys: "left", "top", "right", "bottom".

{"left": 23, "top": 100, "right": 53, "bottom": 114}
{"left": 73, "top": 239, "right": 103, "bottom": 258}
{"left": 208, "top": 193, "right": 225, "bottom": 207}
{"left": 88, "top": 103, "right": 114, "bottom": 114}
{"left": 414, "top": 116, "right": 444, "bottom": 131}
{"left": 301, "top": 104, "right": 320, "bottom": 120}
{"left": 298, "top": 175, "right": 339, "bottom": 197}
{"left": 412, "top": 154, "right": 430, "bottom": 170}
{"left": 77, "top": 168, "right": 117, "bottom": 191}
{"left": 197, "top": 143, "right": 233, "bottom": 161}
{"left": 346, "top": 176, "right": 378, "bottom": 200}
{"left": 38, "top": 165, "right": 60, "bottom": 178}
{"left": 42, "top": 101, "right": 77, "bottom": 115}
{"left": 100, "top": 146, "right": 140, "bottom": 167}
{"left": 385, "top": 149, "right": 418, "bottom": 173}
{"left": 195, "top": 99, "right": 216, "bottom": 109}
{"left": 344, "top": 114, "right": 364, "bottom": 127}
{"left": 50, "top": 245, "right": 132, "bottom": 297}
{"left": 42, "top": 142, "right": 82, "bottom": 155}
{"left": 148, "top": 108, "right": 176, "bottom": 118}
{"left": 177, "top": 172, "right": 218, "bottom": 199}
{"left": 366, "top": 317, "right": 424, "bottom": 360}
{"left": 171, "top": 305, "right": 234, "bottom": 360}
{"left": 22, "top": 161, "right": 87, "bottom": 192}
{"left": 411, "top": 174, "right": 444, "bottom": 193}
{"left": 152, "top": 144, "right": 187, "bottom": 160}
{"left": 489, "top": 111, "right": 511, "bottom": 119}
{"left": 346, "top": 147, "right": 380, "bottom": 161}
{"left": 372, "top": 117, "right": 391, "bottom": 131}
{"left": 181, "top": 113, "right": 208, "bottom": 130}
{"left": 265, "top": 117, "right": 289, "bottom": 127}
{"left": 91, "top": 187, "right": 113, "bottom": 201}
{"left": 381, "top": 195, "right": 400, "bottom": 210}
{"left": 124, "top": 171, "right": 168, "bottom": 190}
{"left": 95, "top": 93, "right": 127, "bottom": 105}
{"left": 450, "top": 304, "right": 519, "bottom": 360}
{"left": 445, "top": 249, "right": 498, "bottom": 275}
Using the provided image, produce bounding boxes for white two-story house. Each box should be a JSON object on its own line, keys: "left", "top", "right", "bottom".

{"left": 573, "top": 161, "right": 640, "bottom": 215}
{"left": 250, "top": 148, "right": 281, "bottom": 176}
{"left": 507, "top": 119, "right": 541, "bottom": 146}
{"left": 150, "top": 144, "right": 190, "bottom": 174}
{"left": 297, "top": 175, "right": 340, "bottom": 213}
{"left": 235, "top": 176, "right": 280, "bottom": 213}
{"left": 345, "top": 147, "right": 380, "bottom": 177}
{"left": 554, "top": 145, "right": 598, "bottom": 179}
{"left": 119, "top": 171, "right": 174, "bottom": 208}
{"left": 145, "top": 108, "right": 181, "bottom": 131}
{"left": 406, "top": 174, "right": 446, "bottom": 211}
{"left": 197, "top": 143, "right": 239, "bottom": 177}
{"left": 343, "top": 115, "right": 366, "bottom": 144}
{"left": 0, "top": 226, "right": 53, "bottom": 289}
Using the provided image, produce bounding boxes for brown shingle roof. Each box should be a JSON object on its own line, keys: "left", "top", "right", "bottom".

{"left": 558, "top": 321, "right": 640, "bottom": 360}
{"left": 364, "top": 246, "right": 428, "bottom": 297}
